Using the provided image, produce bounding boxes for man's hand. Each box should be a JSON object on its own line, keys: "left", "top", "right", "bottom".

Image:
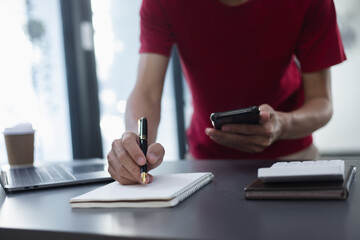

{"left": 205, "top": 68, "right": 332, "bottom": 153}
{"left": 205, "top": 104, "right": 286, "bottom": 153}
{"left": 107, "top": 131, "right": 165, "bottom": 185}
{"left": 109, "top": 53, "right": 169, "bottom": 185}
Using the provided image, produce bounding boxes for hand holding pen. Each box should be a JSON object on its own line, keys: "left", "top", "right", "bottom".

{"left": 107, "top": 117, "right": 165, "bottom": 185}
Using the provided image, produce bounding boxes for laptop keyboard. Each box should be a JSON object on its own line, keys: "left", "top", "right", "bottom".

{"left": 9, "top": 166, "right": 76, "bottom": 186}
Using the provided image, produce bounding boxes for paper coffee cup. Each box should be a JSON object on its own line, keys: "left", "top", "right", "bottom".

{"left": 3, "top": 123, "right": 35, "bottom": 165}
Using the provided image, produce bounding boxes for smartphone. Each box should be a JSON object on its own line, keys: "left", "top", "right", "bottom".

{"left": 210, "top": 106, "right": 260, "bottom": 130}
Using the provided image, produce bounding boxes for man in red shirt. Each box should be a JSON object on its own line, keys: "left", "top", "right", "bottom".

{"left": 107, "top": 0, "right": 346, "bottom": 184}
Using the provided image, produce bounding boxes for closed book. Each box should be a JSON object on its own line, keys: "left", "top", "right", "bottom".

{"left": 70, "top": 172, "right": 214, "bottom": 208}
{"left": 244, "top": 166, "right": 356, "bottom": 200}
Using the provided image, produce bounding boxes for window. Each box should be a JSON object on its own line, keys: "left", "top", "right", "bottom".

{"left": 0, "top": 0, "right": 72, "bottom": 164}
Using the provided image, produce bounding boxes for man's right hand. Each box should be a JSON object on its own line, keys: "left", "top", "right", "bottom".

{"left": 107, "top": 131, "right": 165, "bottom": 185}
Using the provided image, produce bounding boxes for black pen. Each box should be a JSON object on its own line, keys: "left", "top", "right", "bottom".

{"left": 138, "top": 117, "right": 148, "bottom": 184}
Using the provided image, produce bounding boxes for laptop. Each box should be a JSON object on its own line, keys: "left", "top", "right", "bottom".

{"left": 0, "top": 159, "right": 113, "bottom": 192}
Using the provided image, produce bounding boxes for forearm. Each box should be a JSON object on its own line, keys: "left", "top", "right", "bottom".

{"left": 280, "top": 68, "right": 332, "bottom": 139}
{"left": 124, "top": 53, "right": 169, "bottom": 145}
{"left": 108, "top": 53, "right": 168, "bottom": 185}
{"left": 279, "top": 97, "right": 332, "bottom": 139}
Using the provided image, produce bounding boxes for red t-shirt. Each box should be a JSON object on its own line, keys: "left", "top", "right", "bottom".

{"left": 139, "top": 0, "right": 346, "bottom": 159}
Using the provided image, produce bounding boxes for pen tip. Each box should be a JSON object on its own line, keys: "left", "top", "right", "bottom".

{"left": 141, "top": 172, "right": 147, "bottom": 184}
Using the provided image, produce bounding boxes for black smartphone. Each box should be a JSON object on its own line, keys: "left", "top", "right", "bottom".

{"left": 210, "top": 106, "right": 260, "bottom": 130}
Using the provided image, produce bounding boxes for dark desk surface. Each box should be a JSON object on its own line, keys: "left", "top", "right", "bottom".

{"left": 1, "top": 157, "right": 360, "bottom": 240}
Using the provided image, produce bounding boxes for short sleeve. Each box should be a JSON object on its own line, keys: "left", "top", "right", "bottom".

{"left": 140, "top": 0, "right": 175, "bottom": 57}
{"left": 295, "top": 0, "right": 346, "bottom": 73}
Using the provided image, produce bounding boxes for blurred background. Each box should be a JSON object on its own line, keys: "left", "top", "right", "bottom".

{"left": 0, "top": 0, "right": 359, "bottom": 165}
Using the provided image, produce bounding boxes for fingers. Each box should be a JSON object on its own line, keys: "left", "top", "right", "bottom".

{"left": 206, "top": 128, "right": 271, "bottom": 153}
{"left": 108, "top": 161, "right": 154, "bottom": 185}
{"left": 221, "top": 123, "right": 268, "bottom": 136}
{"left": 206, "top": 104, "right": 284, "bottom": 153}
{"left": 121, "top": 132, "right": 146, "bottom": 166}
{"left": 107, "top": 131, "right": 163, "bottom": 185}
{"left": 107, "top": 140, "right": 143, "bottom": 184}
{"left": 108, "top": 164, "right": 138, "bottom": 185}
{"left": 146, "top": 143, "right": 165, "bottom": 170}
{"left": 107, "top": 132, "right": 144, "bottom": 184}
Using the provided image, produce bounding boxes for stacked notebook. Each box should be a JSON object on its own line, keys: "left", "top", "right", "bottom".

{"left": 70, "top": 172, "right": 214, "bottom": 208}
{"left": 245, "top": 160, "right": 356, "bottom": 200}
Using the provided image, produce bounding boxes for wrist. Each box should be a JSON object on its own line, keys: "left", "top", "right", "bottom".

{"left": 277, "top": 111, "right": 292, "bottom": 139}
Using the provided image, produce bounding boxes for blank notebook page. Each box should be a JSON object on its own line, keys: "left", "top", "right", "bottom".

{"left": 70, "top": 172, "right": 214, "bottom": 203}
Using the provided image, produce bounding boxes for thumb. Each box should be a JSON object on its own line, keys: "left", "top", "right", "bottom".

{"left": 259, "top": 109, "right": 271, "bottom": 124}
{"left": 146, "top": 143, "right": 165, "bottom": 170}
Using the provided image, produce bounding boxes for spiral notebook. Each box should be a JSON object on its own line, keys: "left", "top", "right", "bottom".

{"left": 70, "top": 172, "right": 214, "bottom": 208}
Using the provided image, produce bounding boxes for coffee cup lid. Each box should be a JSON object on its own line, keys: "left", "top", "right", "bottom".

{"left": 3, "top": 123, "right": 35, "bottom": 135}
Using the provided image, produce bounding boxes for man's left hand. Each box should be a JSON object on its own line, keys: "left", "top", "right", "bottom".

{"left": 205, "top": 104, "right": 286, "bottom": 153}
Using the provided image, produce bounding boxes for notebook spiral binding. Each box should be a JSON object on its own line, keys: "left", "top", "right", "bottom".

{"left": 173, "top": 173, "right": 214, "bottom": 202}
